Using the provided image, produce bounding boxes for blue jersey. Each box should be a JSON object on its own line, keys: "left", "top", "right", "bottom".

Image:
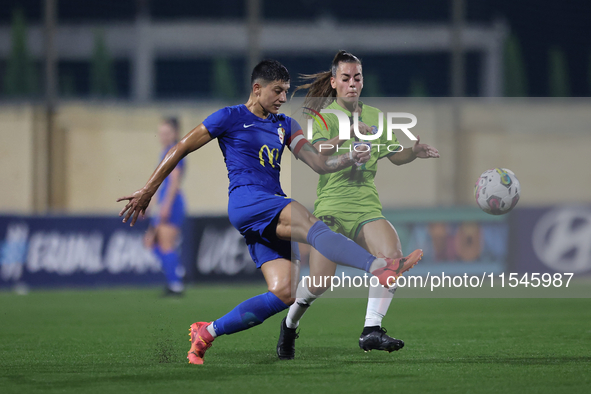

{"left": 202, "top": 104, "right": 306, "bottom": 195}
{"left": 152, "top": 145, "right": 186, "bottom": 228}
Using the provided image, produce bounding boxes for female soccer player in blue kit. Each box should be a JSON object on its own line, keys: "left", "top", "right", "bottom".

{"left": 144, "top": 117, "right": 186, "bottom": 296}
{"left": 118, "top": 59, "right": 423, "bottom": 365}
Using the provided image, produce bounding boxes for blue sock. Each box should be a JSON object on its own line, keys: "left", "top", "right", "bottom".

{"left": 307, "top": 221, "right": 375, "bottom": 272}
{"left": 212, "top": 292, "right": 288, "bottom": 336}
{"left": 154, "top": 246, "right": 182, "bottom": 288}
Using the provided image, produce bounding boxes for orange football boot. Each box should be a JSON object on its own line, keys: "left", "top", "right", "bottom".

{"left": 371, "top": 249, "right": 423, "bottom": 288}
{"left": 187, "top": 322, "right": 215, "bottom": 365}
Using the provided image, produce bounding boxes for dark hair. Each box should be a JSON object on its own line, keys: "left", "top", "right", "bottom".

{"left": 162, "top": 116, "right": 180, "bottom": 142}
{"left": 163, "top": 117, "right": 179, "bottom": 132}
{"left": 251, "top": 59, "right": 290, "bottom": 86}
{"left": 294, "top": 50, "right": 361, "bottom": 112}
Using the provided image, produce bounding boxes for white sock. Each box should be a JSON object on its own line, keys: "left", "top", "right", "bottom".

{"left": 206, "top": 323, "right": 217, "bottom": 338}
{"left": 286, "top": 281, "right": 319, "bottom": 329}
{"left": 368, "top": 257, "right": 386, "bottom": 272}
{"left": 365, "top": 283, "right": 397, "bottom": 327}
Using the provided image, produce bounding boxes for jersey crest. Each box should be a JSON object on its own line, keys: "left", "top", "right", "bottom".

{"left": 277, "top": 127, "right": 286, "bottom": 144}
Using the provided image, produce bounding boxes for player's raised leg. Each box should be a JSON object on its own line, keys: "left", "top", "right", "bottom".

{"left": 189, "top": 257, "right": 296, "bottom": 364}
{"left": 276, "top": 201, "right": 421, "bottom": 287}
{"left": 279, "top": 218, "right": 422, "bottom": 359}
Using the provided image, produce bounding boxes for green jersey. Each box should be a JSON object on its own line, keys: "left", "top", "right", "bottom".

{"left": 312, "top": 100, "right": 399, "bottom": 214}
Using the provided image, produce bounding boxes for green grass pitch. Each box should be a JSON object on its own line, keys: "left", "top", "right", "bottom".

{"left": 1, "top": 285, "right": 590, "bottom": 393}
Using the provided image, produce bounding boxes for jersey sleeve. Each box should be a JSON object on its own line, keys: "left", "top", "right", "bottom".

{"left": 311, "top": 113, "right": 337, "bottom": 145}
{"left": 378, "top": 128, "right": 401, "bottom": 160}
{"left": 202, "top": 107, "right": 232, "bottom": 138}
{"left": 286, "top": 118, "right": 307, "bottom": 156}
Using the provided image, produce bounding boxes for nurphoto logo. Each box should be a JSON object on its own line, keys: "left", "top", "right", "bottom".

{"left": 304, "top": 107, "right": 418, "bottom": 153}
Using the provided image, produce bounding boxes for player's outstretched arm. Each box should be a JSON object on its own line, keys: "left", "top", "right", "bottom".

{"left": 295, "top": 141, "right": 370, "bottom": 175}
{"left": 117, "top": 124, "right": 213, "bottom": 226}
{"left": 388, "top": 135, "right": 440, "bottom": 166}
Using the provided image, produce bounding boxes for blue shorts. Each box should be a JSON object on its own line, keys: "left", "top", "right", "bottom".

{"left": 151, "top": 194, "right": 186, "bottom": 228}
{"left": 228, "top": 185, "right": 299, "bottom": 268}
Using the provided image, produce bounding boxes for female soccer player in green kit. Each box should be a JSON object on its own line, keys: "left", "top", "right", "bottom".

{"left": 277, "top": 51, "right": 440, "bottom": 359}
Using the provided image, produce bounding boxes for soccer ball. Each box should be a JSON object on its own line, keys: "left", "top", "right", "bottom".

{"left": 474, "top": 168, "right": 520, "bottom": 215}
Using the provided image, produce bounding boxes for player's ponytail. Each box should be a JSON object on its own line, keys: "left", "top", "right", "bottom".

{"left": 294, "top": 50, "right": 361, "bottom": 112}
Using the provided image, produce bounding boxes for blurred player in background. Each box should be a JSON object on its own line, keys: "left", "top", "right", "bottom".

{"left": 144, "top": 117, "right": 186, "bottom": 296}
{"left": 118, "top": 59, "right": 422, "bottom": 365}
{"left": 277, "top": 50, "right": 439, "bottom": 359}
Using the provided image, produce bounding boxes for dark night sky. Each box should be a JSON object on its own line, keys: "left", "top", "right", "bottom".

{"left": 1, "top": 0, "right": 590, "bottom": 98}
